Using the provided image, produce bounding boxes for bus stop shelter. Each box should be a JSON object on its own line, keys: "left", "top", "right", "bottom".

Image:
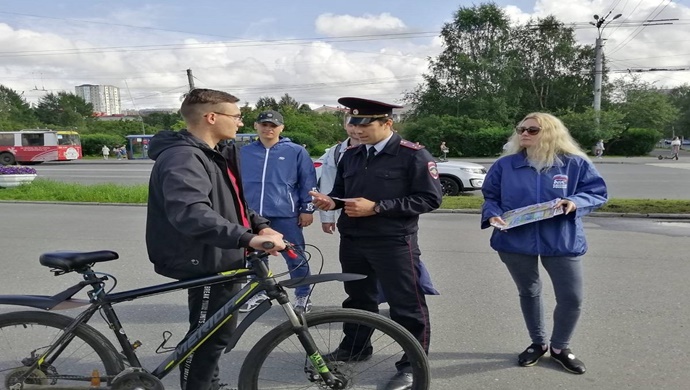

{"left": 125, "top": 135, "right": 154, "bottom": 160}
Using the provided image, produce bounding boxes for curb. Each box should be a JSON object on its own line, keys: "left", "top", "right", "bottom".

{"left": 432, "top": 209, "right": 690, "bottom": 220}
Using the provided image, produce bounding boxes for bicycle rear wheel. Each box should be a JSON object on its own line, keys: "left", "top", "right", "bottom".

{"left": 0, "top": 311, "right": 124, "bottom": 389}
{"left": 238, "top": 309, "right": 429, "bottom": 389}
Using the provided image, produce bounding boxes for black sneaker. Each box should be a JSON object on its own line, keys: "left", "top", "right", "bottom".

{"left": 323, "top": 346, "right": 373, "bottom": 362}
{"left": 518, "top": 343, "right": 547, "bottom": 367}
{"left": 550, "top": 347, "right": 586, "bottom": 374}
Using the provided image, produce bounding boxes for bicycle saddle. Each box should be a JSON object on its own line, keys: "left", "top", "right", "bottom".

{"left": 39, "top": 250, "right": 119, "bottom": 272}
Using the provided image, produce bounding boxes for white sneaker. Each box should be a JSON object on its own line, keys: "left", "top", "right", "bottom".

{"left": 239, "top": 292, "right": 268, "bottom": 313}
{"left": 294, "top": 296, "right": 312, "bottom": 314}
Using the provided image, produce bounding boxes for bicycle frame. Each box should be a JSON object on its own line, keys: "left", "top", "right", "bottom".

{"left": 0, "top": 251, "right": 362, "bottom": 387}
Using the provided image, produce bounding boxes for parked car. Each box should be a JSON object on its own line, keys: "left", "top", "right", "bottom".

{"left": 313, "top": 149, "right": 486, "bottom": 196}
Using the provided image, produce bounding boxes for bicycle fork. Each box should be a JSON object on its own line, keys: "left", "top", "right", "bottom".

{"left": 278, "top": 302, "right": 346, "bottom": 389}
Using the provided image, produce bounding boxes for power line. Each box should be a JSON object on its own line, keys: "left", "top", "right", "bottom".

{"left": 0, "top": 31, "right": 440, "bottom": 58}
{"left": 607, "top": 0, "right": 675, "bottom": 55}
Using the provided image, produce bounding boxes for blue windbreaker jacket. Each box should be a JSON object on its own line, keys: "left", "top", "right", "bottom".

{"left": 240, "top": 137, "right": 317, "bottom": 218}
{"left": 481, "top": 152, "right": 608, "bottom": 257}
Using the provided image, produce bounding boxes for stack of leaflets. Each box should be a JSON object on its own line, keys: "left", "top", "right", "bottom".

{"left": 491, "top": 198, "right": 565, "bottom": 230}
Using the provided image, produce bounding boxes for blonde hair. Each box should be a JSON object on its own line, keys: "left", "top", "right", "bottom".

{"left": 503, "top": 112, "right": 588, "bottom": 170}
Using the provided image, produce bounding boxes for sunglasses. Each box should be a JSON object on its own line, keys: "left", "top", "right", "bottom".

{"left": 515, "top": 126, "right": 541, "bottom": 135}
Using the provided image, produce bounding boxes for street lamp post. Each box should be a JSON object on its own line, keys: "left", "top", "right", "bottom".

{"left": 591, "top": 11, "right": 622, "bottom": 112}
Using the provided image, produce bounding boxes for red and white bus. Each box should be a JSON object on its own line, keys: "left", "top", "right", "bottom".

{"left": 0, "top": 130, "right": 82, "bottom": 165}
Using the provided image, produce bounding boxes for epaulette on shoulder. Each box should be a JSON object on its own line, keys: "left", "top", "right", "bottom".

{"left": 400, "top": 140, "right": 425, "bottom": 150}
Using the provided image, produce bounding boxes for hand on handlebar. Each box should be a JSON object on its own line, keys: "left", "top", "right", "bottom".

{"left": 248, "top": 236, "right": 286, "bottom": 256}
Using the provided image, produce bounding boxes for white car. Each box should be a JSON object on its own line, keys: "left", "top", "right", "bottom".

{"left": 313, "top": 149, "right": 486, "bottom": 196}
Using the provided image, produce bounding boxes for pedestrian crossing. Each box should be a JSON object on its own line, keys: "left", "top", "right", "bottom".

{"left": 647, "top": 163, "right": 690, "bottom": 170}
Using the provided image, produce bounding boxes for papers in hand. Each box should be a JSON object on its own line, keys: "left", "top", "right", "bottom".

{"left": 491, "top": 198, "right": 565, "bottom": 230}
{"left": 331, "top": 197, "right": 358, "bottom": 202}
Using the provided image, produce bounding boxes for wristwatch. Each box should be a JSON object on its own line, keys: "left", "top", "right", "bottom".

{"left": 373, "top": 202, "right": 382, "bottom": 214}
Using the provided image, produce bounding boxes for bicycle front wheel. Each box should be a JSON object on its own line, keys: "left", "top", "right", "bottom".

{"left": 238, "top": 309, "right": 429, "bottom": 389}
{"left": 0, "top": 311, "right": 124, "bottom": 389}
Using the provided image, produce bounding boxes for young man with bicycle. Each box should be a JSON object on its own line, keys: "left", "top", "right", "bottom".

{"left": 146, "top": 88, "right": 285, "bottom": 390}
{"left": 310, "top": 97, "right": 443, "bottom": 390}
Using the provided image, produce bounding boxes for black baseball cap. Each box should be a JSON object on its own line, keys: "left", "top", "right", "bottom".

{"left": 256, "top": 110, "right": 284, "bottom": 125}
{"left": 337, "top": 97, "right": 403, "bottom": 125}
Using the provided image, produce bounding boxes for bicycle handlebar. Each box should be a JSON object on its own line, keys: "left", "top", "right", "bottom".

{"left": 258, "top": 240, "right": 298, "bottom": 259}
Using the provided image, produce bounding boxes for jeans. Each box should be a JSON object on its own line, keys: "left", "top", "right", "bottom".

{"left": 498, "top": 252, "right": 583, "bottom": 349}
{"left": 266, "top": 217, "right": 311, "bottom": 297}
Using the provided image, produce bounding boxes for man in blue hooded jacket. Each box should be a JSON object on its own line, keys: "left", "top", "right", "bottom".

{"left": 240, "top": 110, "right": 317, "bottom": 314}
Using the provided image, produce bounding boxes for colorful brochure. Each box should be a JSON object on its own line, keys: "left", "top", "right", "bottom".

{"left": 491, "top": 198, "right": 565, "bottom": 230}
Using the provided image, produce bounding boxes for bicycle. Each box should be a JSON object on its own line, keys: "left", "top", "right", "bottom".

{"left": 0, "top": 243, "right": 430, "bottom": 389}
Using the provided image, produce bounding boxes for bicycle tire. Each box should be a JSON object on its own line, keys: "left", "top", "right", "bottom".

{"left": 0, "top": 311, "right": 124, "bottom": 389}
{"left": 237, "top": 308, "right": 430, "bottom": 390}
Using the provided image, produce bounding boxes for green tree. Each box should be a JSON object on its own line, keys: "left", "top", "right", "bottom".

{"left": 278, "top": 93, "right": 299, "bottom": 111}
{"left": 406, "top": 3, "right": 514, "bottom": 123}
{"left": 510, "top": 16, "right": 594, "bottom": 114}
{"left": 255, "top": 97, "right": 279, "bottom": 111}
{"left": 406, "top": 5, "right": 598, "bottom": 124}
{"left": 34, "top": 92, "right": 93, "bottom": 128}
{"left": 610, "top": 75, "right": 679, "bottom": 132}
{"left": 0, "top": 85, "right": 38, "bottom": 129}
{"left": 667, "top": 85, "right": 690, "bottom": 138}
{"left": 142, "top": 112, "right": 181, "bottom": 130}
{"left": 559, "top": 108, "right": 626, "bottom": 151}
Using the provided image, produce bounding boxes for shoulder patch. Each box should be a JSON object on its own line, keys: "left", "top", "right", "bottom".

{"left": 400, "top": 140, "right": 425, "bottom": 150}
{"left": 427, "top": 161, "right": 439, "bottom": 179}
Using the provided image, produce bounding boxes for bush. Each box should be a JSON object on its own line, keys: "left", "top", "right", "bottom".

{"left": 81, "top": 133, "right": 127, "bottom": 156}
{"left": 459, "top": 127, "right": 513, "bottom": 157}
{"left": 283, "top": 132, "right": 317, "bottom": 149}
{"left": 400, "top": 115, "right": 500, "bottom": 157}
{"left": 606, "top": 128, "right": 662, "bottom": 156}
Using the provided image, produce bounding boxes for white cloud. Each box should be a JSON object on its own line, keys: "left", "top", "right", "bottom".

{"left": 527, "top": 0, "right": 690, "bottom": 88}
{"left": 315, "top": 13, "right": 409, "bottom": 37}
{"left": 1, "top": 1, "right": 688, "bottom": 112}
{"left": 0, "top": 10, "right": 431, "bottom": 111}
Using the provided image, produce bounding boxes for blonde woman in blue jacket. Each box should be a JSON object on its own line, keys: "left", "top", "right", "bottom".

{"left": 481, "top": 112, "right": 608, "bottom": 375}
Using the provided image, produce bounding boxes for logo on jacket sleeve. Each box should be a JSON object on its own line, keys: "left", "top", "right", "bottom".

{"left": 553, "top": 174, "right": 568, "bottom": 189}
{"left": 428, "top": 161, "right": 439, "bottom": 180}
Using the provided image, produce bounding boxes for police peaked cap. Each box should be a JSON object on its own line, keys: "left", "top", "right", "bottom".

{"left": 338, "top": 97, "right": 403, "bottom": 125}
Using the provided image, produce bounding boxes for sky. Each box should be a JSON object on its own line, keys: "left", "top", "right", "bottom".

{"left": 1, "top": 0, "right": 689, "bottom": 111}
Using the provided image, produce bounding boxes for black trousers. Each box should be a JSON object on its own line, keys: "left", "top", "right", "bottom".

{"left": 180, "top": 282, "right": 240, "bottom": 390}
{"left": 338, "top": 234, "right": 430, "bottom": 372}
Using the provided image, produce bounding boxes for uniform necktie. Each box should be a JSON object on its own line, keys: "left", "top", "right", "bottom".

{"left": 367, "top": 147, "right": 376, "bottom": 164}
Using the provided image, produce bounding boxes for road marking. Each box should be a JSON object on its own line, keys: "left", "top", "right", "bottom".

{"left": 647, "top": 163, "right": 690, "bottom": 171}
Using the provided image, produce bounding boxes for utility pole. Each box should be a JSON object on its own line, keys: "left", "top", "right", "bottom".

{"left": 590, "top": 11, "right": 622, "bottom": 112}
{"left": 186, "top": 69, "right": 195, "bottom": 91}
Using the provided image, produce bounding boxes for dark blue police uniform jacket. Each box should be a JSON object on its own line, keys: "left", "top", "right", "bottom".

{"left": 329, "top": 132, "right": 443, "bottom": 236}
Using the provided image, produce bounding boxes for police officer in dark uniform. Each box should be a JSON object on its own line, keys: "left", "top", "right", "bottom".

{"left": 310, "top": 97, "right": 442, "bottom": 390}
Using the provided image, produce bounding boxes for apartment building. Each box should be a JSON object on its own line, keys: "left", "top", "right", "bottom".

{"left": 75, "top": 84, "right": 122, "bottom": 115}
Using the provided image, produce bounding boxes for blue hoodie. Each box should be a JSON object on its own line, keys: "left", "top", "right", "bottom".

{"left": 481, "top": 152, "right": 608, "bottom": 257}
{"left": 240, "top": 137, "right": 317, "bottom": 218}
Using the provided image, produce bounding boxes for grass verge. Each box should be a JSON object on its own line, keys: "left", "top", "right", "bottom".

{"left": 0, "top": 179, "right": 688, "bottom": 214}
{"left": 440, "top": 195, "right": 690, "bottom": 214}
{"left": 0, "top": 179, "right": 147, "bottom": 203}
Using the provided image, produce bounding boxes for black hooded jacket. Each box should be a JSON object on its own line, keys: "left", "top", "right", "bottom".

{"left": 146, "top": 130, "right": 269, "bottom": 279}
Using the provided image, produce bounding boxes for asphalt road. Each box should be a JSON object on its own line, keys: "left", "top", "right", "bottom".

{"left": 1, "top": 203, "right": 688, "bottom": 389}
{"left": 35, "top": 157, "right": 690, "bottom": 199}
